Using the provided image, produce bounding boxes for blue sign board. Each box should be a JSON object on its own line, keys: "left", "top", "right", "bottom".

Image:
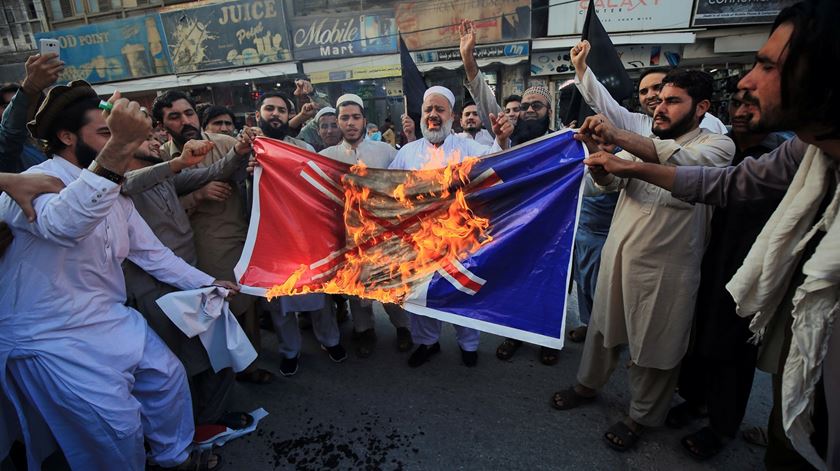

{"left": 36, "top": 15, "right": 172, "bottom": 84}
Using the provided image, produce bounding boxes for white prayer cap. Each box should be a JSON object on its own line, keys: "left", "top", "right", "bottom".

{"left": 314, "top": 106, "right": 336, "bottom": 122}
{"left": 336, "top": 93, "right": 364, "bottom": 109}
{"left": 424, "top": 86, "right": 455, "bottom": 108}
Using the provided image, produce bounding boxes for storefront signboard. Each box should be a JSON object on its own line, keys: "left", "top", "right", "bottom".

{"left": 291, "top": 10, "right": 397, "bottom": 60}
{"left": 413, "top": 41, "right": 529, "bottom": 64}
{"left": 530, "top": 44, "right": 683, "bottom": 76}
{"left": 159, "top": 0, "right": 292, "bottom": 73}
{"left": 693, "top": 0, "right": 799, "bottom": 26}
{"left": 35, "top": 15, "right": 172, "bottom": 84}
{"left": 396, "top": 0, "right": 531, "bottom": 50}
{"left": 548, "top": 0, "right": 694, "bottom": 36}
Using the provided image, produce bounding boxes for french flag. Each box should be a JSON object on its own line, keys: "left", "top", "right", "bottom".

{"left": 235, "top": 131, "right": 586, "bottom": 349}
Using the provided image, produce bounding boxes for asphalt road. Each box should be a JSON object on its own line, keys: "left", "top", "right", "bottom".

{"left": 220, "top": 299, "right": 771, "bottom": 471}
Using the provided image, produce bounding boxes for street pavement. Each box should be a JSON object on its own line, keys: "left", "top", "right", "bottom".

{"left": 222, "top": 298, "right": 771, "bottom": 470}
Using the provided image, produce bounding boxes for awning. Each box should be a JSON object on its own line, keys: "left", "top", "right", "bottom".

{"left": 303, "top": 54, "right": 401, "bottom": 84}
{"left": 416, "top": 55, "right": 527, "bottom": 72}
{"left": 532, "top": 31, "right": 697, "bottom": 51}
{"left": 91, "top": 61, "right": 299, "bottom": 95}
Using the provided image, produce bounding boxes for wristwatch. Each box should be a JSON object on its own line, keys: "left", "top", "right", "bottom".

{"left": 89, "top": 161, "right": 126, "bottom": 185}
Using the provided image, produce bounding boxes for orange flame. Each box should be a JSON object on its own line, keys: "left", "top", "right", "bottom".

{"left": 267, "top": 150, "right": 492, "bottom": 304}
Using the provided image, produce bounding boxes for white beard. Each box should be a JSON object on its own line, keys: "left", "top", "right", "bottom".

{"left": 421, "top": 118, "right": 453, "bottom": 145}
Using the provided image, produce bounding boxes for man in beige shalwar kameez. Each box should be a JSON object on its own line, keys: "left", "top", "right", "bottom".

{"left": 551, "top": 69, "right": 735, "bottom": 451}
{"left": 152, "top": 91, "right": 269, "bottom": 383}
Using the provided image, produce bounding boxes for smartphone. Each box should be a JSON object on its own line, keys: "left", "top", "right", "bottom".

{"left": 39, "top": 38, "right": 60, "bottom": 58}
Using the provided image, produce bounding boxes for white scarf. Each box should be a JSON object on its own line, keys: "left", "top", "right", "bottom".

{"left": 726, "top": 144, "right": 840, "bottom": 470}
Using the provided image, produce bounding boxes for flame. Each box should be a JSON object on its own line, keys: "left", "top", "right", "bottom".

{"left": 267, "top": 149, "right": 492, "bottom": 304}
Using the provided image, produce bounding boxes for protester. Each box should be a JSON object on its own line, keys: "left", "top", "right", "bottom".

{"left": 366, "top": 122, "right": 381, "bottom": 141}
{"left": 457, "top": 19, "right": 561, "bottom": 365}
{"left": 153, "top": 90, "right": 269, "bottom": 385}
{"left": 391, "top": 86, "right": 512, "bottom": 367}
{"left": 289, "top": 79, "right": 330, "bottom": 151}
{"left": 152, "top": 123, "right": 170, "bottom": 144}
{"left": 564, "top": 39, "right": 733, "bottom": 346}
{"left": 255, "top": 90, "right": 347, "bottom": 375}
{"left": 315, "top": 106, "right": 341, "bottom": 148}
{"left": 584, "top": 1, "right": 838, "bottom": 466}
{"left": 0, "top": 54, "right": 61, "bottom": 173}
{"left": 552, "top": 69, "right": 735, "bottom": 452}
{"left": 503, "top": 95, "right": 522, "bottom": 128}
{"left": 0, "top": 80, "right": 233, "bottom": 470}
{"left": 120, "top": 129, "right": 255, "bottom": 430}
{"left": 319, "top": 93, "right": 413, "bottom": 358}
{"left": 667, "top": 89, "right": 790, "bottom": 460}
{"left": 201, "top": 105, "right": 237, "bottom": 137}
{"left": 457, "top": 101, "right": 494, "bottom": 145}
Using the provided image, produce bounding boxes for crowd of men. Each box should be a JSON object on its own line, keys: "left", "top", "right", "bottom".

{"left": 0, "top": 1, "right": 837, "bottom": 469}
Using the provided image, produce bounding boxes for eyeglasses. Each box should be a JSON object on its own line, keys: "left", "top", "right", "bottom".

{"left": 520, "top": 102, "right": 546, "bottom": 111}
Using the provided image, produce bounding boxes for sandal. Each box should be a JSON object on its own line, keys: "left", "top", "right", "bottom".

{"left": 742, "top": 425, "right": 769, "bottom": 447}
{"left": 666, "top": 401, "right": 707, "bottom": 429}
{"left": 604, "top": 421, "right": 642, "bottom": 452}
{"left": 235, "top": 368, "right": 274, "bottom": 385}
{"left": 550, "top": 386, "right": 596, "bottom": 411}
{"left": 682, "top": 426, "right": 726, "bottom": 460}
{"left": 150, "top": 449, "right": 223, "bottom": 470}
{"left": 495, "top": 338, "right": 522, "bottom": 361}
{"left": 216, "top": 411, "right": 254, "bottom": 430}
{"left": 539, "top": 347, "right": 559, "bottom": 365}
{"left": 568, "top": 325, "right": 588, "bottom": 343}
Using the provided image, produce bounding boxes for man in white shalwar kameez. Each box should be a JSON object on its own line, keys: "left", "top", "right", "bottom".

{"left": 0, "top": 81, "right": 234, "bottom": 470}
{"left": 320, "top": 94, "right": 413, "bottom": 358}
{"left": 551, "top": 70, "right": 735, "bottom": 452}
{"left": 389, "top": 86, "right": 513, "bottom": 368}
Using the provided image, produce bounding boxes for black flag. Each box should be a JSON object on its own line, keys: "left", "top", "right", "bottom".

{"left": 399, "top": 34, "right": 426, "bottom": 135}
{"left": 565, "top": 6, "right": 633, "bottom": 125}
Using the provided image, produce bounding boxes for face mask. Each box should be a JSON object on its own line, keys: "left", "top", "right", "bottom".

{"left": 370, "top": 131, "right": 382, "bottom": 141}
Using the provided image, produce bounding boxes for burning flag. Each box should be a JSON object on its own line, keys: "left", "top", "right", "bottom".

{"left": 235, "top": 131, "right": 586, "bottom": 349}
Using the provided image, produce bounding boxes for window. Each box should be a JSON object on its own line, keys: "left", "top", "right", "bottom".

{"left": 4, "top": 8, "right": 15, "bottom": 23}
{"left": 27, "top": 1, "right": 37, "bottom": 19}
{"left": 49, "top": 0, "right": 82, "bottom": 20}
{"left": 2, "top": 37, "right": 9, "bottom": 47}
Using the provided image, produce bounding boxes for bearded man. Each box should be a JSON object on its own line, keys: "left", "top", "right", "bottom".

{"left": 255, "top": 91, "right": 348, "bottom": 375}
{"left": 152, "top": 91, "right": 270, "bottom": 384}
{"left": 551, "top": 69, "right": 735, "bottom": 453}
{"left": 391, "top": 86, "right": 513, "bottom": 368}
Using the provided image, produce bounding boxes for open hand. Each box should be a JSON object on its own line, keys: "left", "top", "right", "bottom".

{"left": 3, "top": 173, "right": 64, "bottom": 222}
{"left": 459, "top": 19, "right": 477, "bottom": 59}
{"left": 490, "top": 112, "right": 514, "bottom": 148}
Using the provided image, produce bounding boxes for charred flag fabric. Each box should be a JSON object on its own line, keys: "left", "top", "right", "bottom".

{"left": 235, "top": 131, "right": 586, "bottom": 349}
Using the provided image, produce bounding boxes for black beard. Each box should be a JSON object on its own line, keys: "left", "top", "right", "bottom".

{"left": 511, "top": 115, "right": 550, "bottom": 145}
{"left": 172, "top": 124, "right": 201, "bottom": 146}
{"left": 653, "top": 111, "right": 697, "bottom": 140}
{"left": 75, "top": 139, "right": 99, "bottom": 169}
{"left": 259, "top": 118, "right": 290, "bottom": 140}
